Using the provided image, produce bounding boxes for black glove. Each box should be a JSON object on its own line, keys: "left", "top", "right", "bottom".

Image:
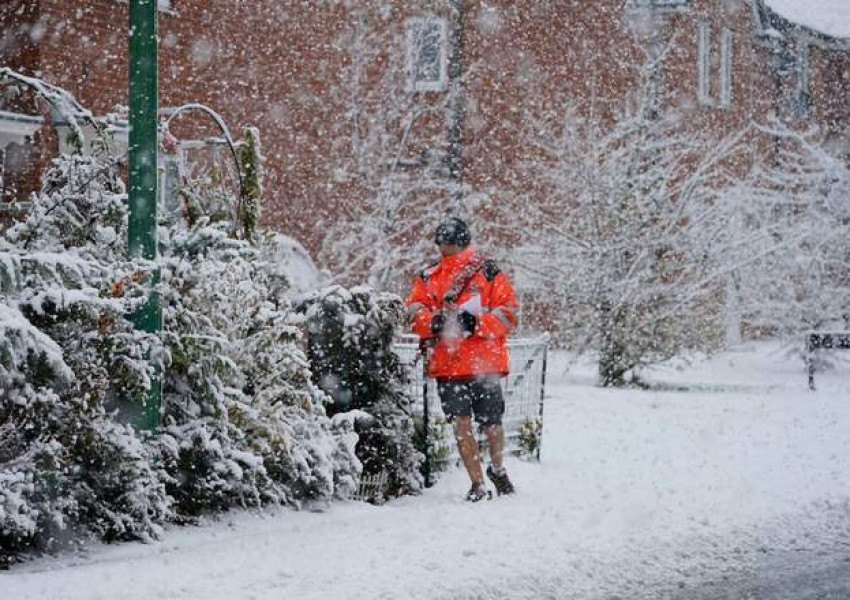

{"left": 430, "top": 313, "right": 446, "bottom": 335}
{"left": 458, "top": 311, "right": 477, "bottom": 336}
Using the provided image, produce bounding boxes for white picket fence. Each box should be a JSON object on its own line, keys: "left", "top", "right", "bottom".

{"left": 353, "top": 470, "right": 389, "bottom": 503}
{"left": 393, "top": 334, "right": 549, "bottom": 461}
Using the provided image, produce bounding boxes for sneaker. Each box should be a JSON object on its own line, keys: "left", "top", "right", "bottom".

{"left": 465, "top": 483, "right": 491, "bottom": 502}
{"left": 486, "top": 465, "right": 515, "bottom": 496}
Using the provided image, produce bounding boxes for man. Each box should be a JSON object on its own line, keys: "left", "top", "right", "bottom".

{"left": 407, "top": 217, "right": 518, "bottom": 501}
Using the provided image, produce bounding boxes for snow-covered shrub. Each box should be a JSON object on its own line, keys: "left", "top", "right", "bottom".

{"left": 156, "top": 220, "right": 359, "bottom": 513}
{"left": 510, "top": 89, "right": 744, "bottom": 385}
{"left": 6, "top": 153, "right": 127, "bottom": 260}
{"left": 515, "top": 418, "right": 543, "bottom": 460}
{"left": 298, "top": 285, "right": 423, "bottom": 500}
{"left": 231, "top": 304, "right": 360, "bottom": 505}
{"left": 237, "top": 127, "right": 263, "bottom": 241}
{"left": 732, "top": 126, "right": 850, "bottom": 341}
{"left": 411, "top": 415, "right": 453, "bottom": 481}
{"left": 1, "top": 152, "right": 171, "bottom": 563}
{"left": 0, "top": 304, "right": 75, "bottom": 560}
{"left": 0, "top": 88, "right": 362, "bottom": 563}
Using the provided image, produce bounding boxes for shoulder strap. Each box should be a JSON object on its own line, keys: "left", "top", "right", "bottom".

{"left": 482, "top": 259, "right": 501, "bottom": 282}
{"left": 419, "top": 261, "right": 439, "bottom": 282}
{"left": 444, "top": 253, "right": 486, "bottom": 304}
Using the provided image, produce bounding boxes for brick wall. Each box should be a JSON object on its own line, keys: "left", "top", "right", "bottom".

{"left": 2, "top": 0, "right": 848, "bottom": 254}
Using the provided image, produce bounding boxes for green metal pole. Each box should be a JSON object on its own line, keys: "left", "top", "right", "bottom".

{"left": 128, "top": 0, "right": 161, "bottom": 432}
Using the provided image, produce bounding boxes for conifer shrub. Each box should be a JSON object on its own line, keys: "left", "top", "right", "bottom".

{"left": 0, "top": 143, "right": 360, "bottom": 564}
{"left": 298, "top": 285, "right": 423, "bottom": 501}
{"left": 1, "top": 151, "right": 171, "bottom": 565}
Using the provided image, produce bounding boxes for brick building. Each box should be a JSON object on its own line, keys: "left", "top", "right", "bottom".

{"left": 1, "top": 0, "right": 848, "bottom": 263}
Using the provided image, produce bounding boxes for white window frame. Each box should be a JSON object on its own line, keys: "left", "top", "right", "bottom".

{"left": 406, "top": 17, "right": 449, "bottom": 93}
{"left": 0, "top": 147, "right": 6, "bottom": 203}
{"left": 719, "top": 28, "right": 733, "bottom": 108}
{"left": 697, "top": 22, "right": 712, "bottom": 106}
{"left": 797, "top": 45, "right": 811, "bottom": 117}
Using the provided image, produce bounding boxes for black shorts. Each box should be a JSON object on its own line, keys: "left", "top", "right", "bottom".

{"left": 436, "top": 376, "right": 505, "bottom": 427}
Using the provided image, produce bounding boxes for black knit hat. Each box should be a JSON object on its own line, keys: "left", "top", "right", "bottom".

{"left": 434, "top": 217, "right": 471, "bottom": 247}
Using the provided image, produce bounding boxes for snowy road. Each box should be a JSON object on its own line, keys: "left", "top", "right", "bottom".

{"left": 701, "top": 559, "right": 850, "bottom": 600}
{"left": 663, "top": 548, "right": 850, "bottom": 600}
{"left": 3, "top": 343, "right": 849, "bottom": 600}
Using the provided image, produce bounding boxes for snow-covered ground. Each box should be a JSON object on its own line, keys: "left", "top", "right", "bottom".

{"left": 4, "top": 342, "right": 850, "bottom": 599}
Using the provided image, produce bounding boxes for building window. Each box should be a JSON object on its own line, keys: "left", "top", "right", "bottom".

{"left": 407, "top": 17, "right": 448, "bottom": 93}
{"left": 796, "top": 45, "right": 811, "bottom": 117}
{"left": 719, "top": 28, "right": 733, "bottom": 108}
{"left": 697, "top": 22, "right": 712, "bottom": 105}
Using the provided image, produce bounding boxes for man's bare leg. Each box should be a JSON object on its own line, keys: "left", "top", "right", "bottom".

{"left": 483, "top": 423, "right": 515, "bottom": 494}
{"left": 455, "top": 416, "right": 484, "bottom": 485}
{"left": 483, "top": 424, "right": 505, "bottom": 469}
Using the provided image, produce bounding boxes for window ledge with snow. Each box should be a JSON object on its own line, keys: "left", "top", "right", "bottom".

{"left": 627, "top": 0, "right": 691, "bottom": 11}
{"left": 114, "top": 0, "right": 176, "bottom": 16}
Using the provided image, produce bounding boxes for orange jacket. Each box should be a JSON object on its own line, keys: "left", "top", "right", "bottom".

{"left": 406, "top": 247, "right": 518, "bottom": 380}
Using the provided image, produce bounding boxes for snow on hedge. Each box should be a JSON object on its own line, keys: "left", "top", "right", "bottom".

{"left": 0, "top": 132, "right": 409, "bottom": 565}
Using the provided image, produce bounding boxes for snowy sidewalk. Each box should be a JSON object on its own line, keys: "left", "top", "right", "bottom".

{"left": 4, "top": 343, "right": 850, "bottom": 600}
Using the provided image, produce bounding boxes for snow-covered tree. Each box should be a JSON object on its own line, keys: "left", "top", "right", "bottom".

{"left": 732, "top": 125, "right": 850, "bottom": 339}
{"left": 318, "top": 6, "right": 478, "bottom": 293}
{"left": 298, "top": 285, "right": 423, "bottom": 500}
{"left": 506, "top": 89, "right": 755, "bottom": 385}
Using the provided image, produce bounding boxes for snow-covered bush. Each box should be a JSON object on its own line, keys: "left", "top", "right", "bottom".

{"left": 6, "top": 153, "right": 127, "bottom": 260}
{"left": 155, "top": 220, "right": 359, "bottom": 514}
{"left": 298, "top": 285, "right": 423, "bottom": 500}
{"left": 0, "top": 139, "right": 359, "bottom": 564}
{"left": 732, "top": 126, "right": 850, "bottom": 340}
{"left": 411, "top": 415, "right": 453, "bottom": 481}
{"left": 1, "top": 151, "right": 171, "bottom": 565}
{"left": 237, "top": 127, "right": 263, "bottom": 241}
{"left": 510, "top": 98, "right": 742, "bottom": 385}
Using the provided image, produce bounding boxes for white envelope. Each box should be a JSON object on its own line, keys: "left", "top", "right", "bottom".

{"left": 457, "top": 294, "right": 482, "bottom": 316}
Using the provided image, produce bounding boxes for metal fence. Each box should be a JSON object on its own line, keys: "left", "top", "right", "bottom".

{"left": 394, "top": 334, "right": 549, "bottom": 461}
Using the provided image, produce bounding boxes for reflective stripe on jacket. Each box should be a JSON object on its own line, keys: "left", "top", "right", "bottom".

{"left": 406, "top": 246, "right": 518, "bottom": 380}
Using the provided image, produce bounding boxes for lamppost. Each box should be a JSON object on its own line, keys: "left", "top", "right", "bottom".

{"left": 128, "top": 0, "right": 161, "bottom": 432}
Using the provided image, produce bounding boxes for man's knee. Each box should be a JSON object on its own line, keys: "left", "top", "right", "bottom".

{"left": 454, "top": 415, "right": 474, "bottom": 439}
{"left": 481, "top": 423, "right": 501, "bottom": 435}
{"left": 455, "top": 415, "right": 473, "bottom": 429}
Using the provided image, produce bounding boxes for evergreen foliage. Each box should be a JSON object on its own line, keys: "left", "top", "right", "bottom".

{"left": 156, "top": 221, "right": 359, "bottom": 514}
{"left": 1, "top": 151, "right": 170, "bottom": 566}
{"left": 237, "top": 127, "right": 263, "bottom": 241}
{"left": 0, "top": 136, "right": 359, "bottom": 564}
{"left": 298, "top": 285, "right": 423, "bottom": 501}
